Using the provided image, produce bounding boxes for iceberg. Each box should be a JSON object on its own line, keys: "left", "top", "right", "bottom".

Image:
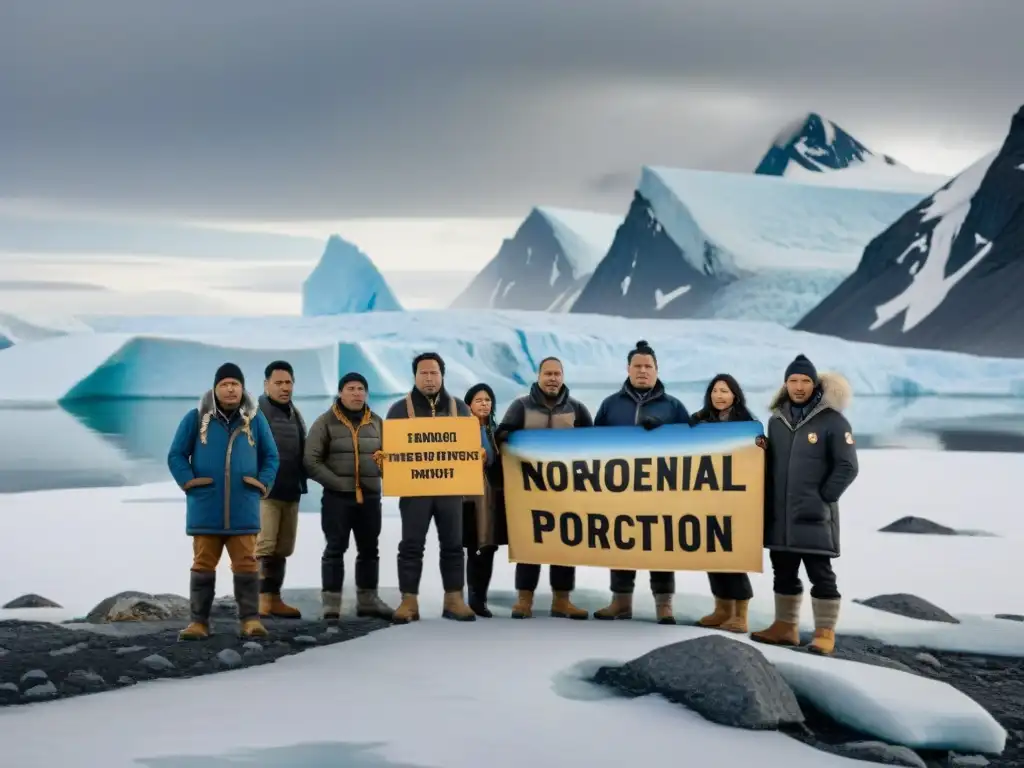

{"left": 302, "top": 235, "right": 402, "bottom": 316}
{"left": 451, "top": 207, "right": 619, "bottom": 312}
{"left": 570, "top": 168, "right": 924, "bottom": 324}
{"left": 1, "top": 309, "right": 1024, "bottom": 403}
{"left": 756, "top": 112, "right": 949, "bottom": 194}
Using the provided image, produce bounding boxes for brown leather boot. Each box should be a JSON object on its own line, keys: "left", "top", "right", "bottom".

{"left": 240, "top": 618, "right": 269, "bottom": 637}
{"left": 392, "top": 593, "right": 420, "bottom": 624}
{"left": 510, "top": 590, "right": 534, "bottom": 619}
{"left": 178, "top": 622, "right": 209, "bottom": 641}
{"left": 808, "top": 598, "right": 840, "bottom": 655}
{"left": 655, "top": 593, "right": 676, "bottom": 625}
{"left": 442, "top": 591, "right": 477, "bottom": 622}
{"left": 718, "top": 599, "right": 750, "bottom": 633}
{"left": 259, "top": 593, "right": 302, "bottom": 619}
{"left": 551, "top": 591, "right": 588, "bottom": 619}
{"left": 750, "top": 593, "right": 802, "bottom": 646}
{"left": 593, "top": 593, "right": 633, "bottom": 620}
{"left": 697, "top": 597, "right": 734, "bottom": 627}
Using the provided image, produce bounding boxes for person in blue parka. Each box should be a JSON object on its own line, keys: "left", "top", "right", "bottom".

{"left": 167, "top": 362, "right": 280, "bottom": 642}
{"left": 591, "top": 340, "right": 691, "bottom": 625}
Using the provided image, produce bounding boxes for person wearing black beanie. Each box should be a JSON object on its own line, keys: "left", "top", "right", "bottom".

{"left": 167, "top": 363, "right": 280, "bottom": 642}
{"left": 750, "top": 354, "right": 859, "bottom": 656}
{"left": 303, "top": 371, "right": 395, "bottom": 622}
{"left": 383, "top": 352, "right": 476, "bottom": 624}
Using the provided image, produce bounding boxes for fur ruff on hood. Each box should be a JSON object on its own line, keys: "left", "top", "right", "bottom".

{"left": 197, "top": 389, "right": 259, "bottom": 446}
{"left": 769, "top": 371, "right": 852, "bottom": 414}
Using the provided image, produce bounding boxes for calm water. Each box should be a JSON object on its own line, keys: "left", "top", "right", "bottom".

{"left": 4, "top": 387, "right": 1024, "bottom": 495}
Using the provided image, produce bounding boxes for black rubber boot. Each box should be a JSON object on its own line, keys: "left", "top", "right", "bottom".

{"left": 179, "top": 571, "right": 215, "bottom": 641}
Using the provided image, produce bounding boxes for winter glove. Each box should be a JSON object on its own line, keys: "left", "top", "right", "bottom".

{"left": 639, "top": 417, "right": 663, "bottom": 431}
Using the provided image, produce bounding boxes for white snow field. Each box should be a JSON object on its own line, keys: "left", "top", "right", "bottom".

{"left": 0, "top": 449, "right": 1020, "bottom": 765}
{"left": 3, "top": 310, "right": 1024, "bottom": 403}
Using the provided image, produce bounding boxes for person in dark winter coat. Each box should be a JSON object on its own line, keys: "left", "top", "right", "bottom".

{"left": 384, "top": 352, "right": 477, "bottom": 624}
{"left": 167, "top": 362, "right": 280, "bottom": 641}
{"left": 495, "top": 356, "right": 594, "bottom": 620}
{"left": 256, "top": 360, "right": 308, "bottom": 619}
{"left": 689, "top": 373, "right": 763, "bottom": 634}
{"left": 304, "top": 372, "right": 395, "bottom": 623}
{"left": 461, "top": 382, "right": 507, "bottom": 617}
{"left": 750, "top": 354, "right": 859, "bottom": 656}
{"left": 592, "top": 341, "right": 690, "bottom": 625}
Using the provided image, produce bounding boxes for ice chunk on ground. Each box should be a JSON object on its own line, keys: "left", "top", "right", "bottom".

{"left": 772, "top": 654, "right": 1006, "bottom": 754}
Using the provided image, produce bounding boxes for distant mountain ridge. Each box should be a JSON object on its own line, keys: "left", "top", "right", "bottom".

{"left": 450, "top": 207, "right": 619, "bottom": 311}
{"left": 796, "top": 104, "right": 1024, "bottom": 358}
{"left": 756, "top": 112, "right": 902, "bottom": 175}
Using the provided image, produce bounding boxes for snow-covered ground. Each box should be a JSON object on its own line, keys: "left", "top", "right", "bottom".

{"left": 3, "top": 309, "right": 1024, "bottom": 403}
{"left": 0, "top": 449, "right": 1020, "bottom": 766}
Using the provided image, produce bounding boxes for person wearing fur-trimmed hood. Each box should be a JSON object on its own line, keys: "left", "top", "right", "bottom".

{"left": 167, "top": 363, "right": 280, "bottom": 642}
{"left": 750, "top": 354, "right": 859, "bottom": 656}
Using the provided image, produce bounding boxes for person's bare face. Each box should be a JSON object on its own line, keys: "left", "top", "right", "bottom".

{"left": 628, "top": 354, "right": 657, "bottom": 390}
{"left": 415, "top": 359, "right": 442, "bottom": 396}
{"left": 265, "top": 369, "right": 293, "bottom": 404}
{"left": 470, "top": 390, "right": 492, "bottom": 420}
{"left": 215, "top": 378, "right": 242, "bottom": 408}
{"left": 710, "top": 381, "right": 734, "bottom": 411}
{"left": 786, "top": 374, "right": 815, "bottom": 404}
{"left": 538, "top": 360, "right": 563, "bottom": 396}
{"left": 339, "top": 381, "right": 366, "bottom": 411}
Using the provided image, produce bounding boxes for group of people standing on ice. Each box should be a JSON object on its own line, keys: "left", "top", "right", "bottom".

{"left": 166, "top": 340, "right": 859, "bottom": 656}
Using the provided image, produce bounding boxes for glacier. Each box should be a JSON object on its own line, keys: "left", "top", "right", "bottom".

{"left": 450, "top": 207, "right": 619, "bottom": 311}
{"left": 2, "top": 309, "right": 1024, "bottom": 403}
{"left": 571, "top": 167, "right": 925, "bottom": 324}
{"left": 756, "top": 112, "right": 949, "bottom": 194}
{"left": 301, "top": 235, "right": 402, "bottom": 315}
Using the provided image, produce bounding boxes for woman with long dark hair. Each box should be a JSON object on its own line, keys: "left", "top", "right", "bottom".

{"left": 689, "top": 373, "right": 762, "bottom": 633}
{"left": 462, "top": 383, "right": 507, "bottom": 617}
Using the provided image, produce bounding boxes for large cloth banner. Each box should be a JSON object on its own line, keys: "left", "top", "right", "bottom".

{"left": 382, "top": 416, "right": 484, "bottom": 497}
{"left": 502, "top": 422, "right": 765, "bottom": 572}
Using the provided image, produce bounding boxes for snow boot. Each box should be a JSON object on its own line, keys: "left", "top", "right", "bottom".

{"left": 392, "top": 593, "right": 420, "bottom": 624}
{"left": 235, "top": 572, "right": 269, "bottom": 637}
{"left": 593, "top": 593, "right": 633, "bottom": 620}
{"left": 356, "top": 589, "right": 394, "bottom": 620}
{"left": 750, "top": 593, "right": 802, "bottom": 647}
{"left": 468, "top": 589, "right": 492, "bottom": 618}
{"left": 510, "top": 589, "right": 534, "bottom": 619}
{"left": 321, "top": 591, "right": 342, "bottom": 623}
{"left": 442, "top": 591, "right": 477, "bottom": 621}
{"left": 655, "top": 593, "right": 676, "bottom": 625}
{"left": 179, "top": 570, "right": 215, "bottom": 641}
{"left": 697, "top": 597, "right": 734, "bottom": 628}
{"left": 258, "top": 557, "right": 300, "bottom": 617}
{"left": 808, "top": 597, "right": 840, "bottom": 655}
{"left": 259, "top": 593, "right": 302, "bottom": 619}
{"left": 551, "top": 591, "right": 588, "bottom": 619}
{"left": 718, "top": 599, "right": 750, "bottom": 633}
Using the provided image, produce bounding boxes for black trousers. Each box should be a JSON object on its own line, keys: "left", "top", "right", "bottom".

{"left": 770, "top": 551, "right": 840, "bottom": 600}
{"left": 321, "top": 491, "right": 382, "bottom": 592}
{"left": 515, "top": 563, "right": 575, "bottom": 592}
{"left": 466, "top": 548, "right": 495, "bottom": 598}
{"left": 707, "top": 572, "right": 754, "bottom": 600}
{"left": 610, "top": 569, "right": 675, "bottom": 596}
{"left": 398, "top": 496, "right": 464, "bottom": 594}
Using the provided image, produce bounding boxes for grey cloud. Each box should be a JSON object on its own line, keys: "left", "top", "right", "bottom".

{"left": 1, "top": 0, "right": 1021, "bottom": 218}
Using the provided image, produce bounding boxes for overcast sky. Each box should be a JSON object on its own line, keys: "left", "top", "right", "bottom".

{"left": 1, "top": 0, "right": 1021, "bottom": 220}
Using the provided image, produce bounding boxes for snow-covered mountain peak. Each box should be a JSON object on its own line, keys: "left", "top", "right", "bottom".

{"left": 533, "top": 207, "right": 620, "bottom": 280}
{"left": 302, "top": 235, "right": 402, "bottom": 316}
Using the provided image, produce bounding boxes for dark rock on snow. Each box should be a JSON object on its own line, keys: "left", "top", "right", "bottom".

{"left": 856, "top": 593, "right": 961, "bottom": 624}
{"left": 879, "top": 517, "right": 958, "bottom": 535}
{"left": 830, "top": 741, "right": 927, "bottom": 768}
{"left": 995, "top": 614, "right": 1023, "bottom": 622}
{"left": 2, "top": 593, "right": 62, "bottom": 609}
{"left": 594, "top": 634, "right": 804, "bottom": 730}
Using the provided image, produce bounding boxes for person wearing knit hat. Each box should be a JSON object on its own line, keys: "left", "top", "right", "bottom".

{"left": 255, "top": 360, "right": 309, "bottom": 620}
{"left": 167, "top": 363, "right": 280, "bottom": 642}
{"left": 303, "top": 371, "right": 394, "bottom": 622}
{"left": 383, "top": 351, "right": 477, "bottom": 624}
{"left": 749, "top": 354, "right": 859, "bottom": 656}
